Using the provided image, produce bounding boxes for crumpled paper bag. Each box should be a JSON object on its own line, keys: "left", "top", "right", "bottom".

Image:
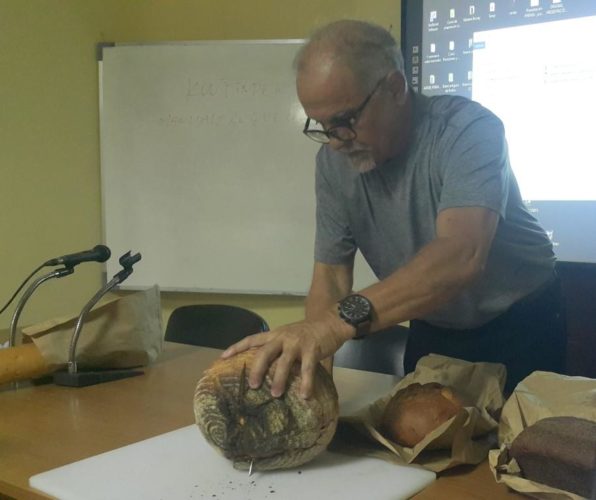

{"left": 489, "top": 371, "right": 596, "bottom": 500}
{"left": 21, "top": 285, "right": 163, "bottom": 369}
{"left": 334, "top": 354, "right": 506, "bottom": 472}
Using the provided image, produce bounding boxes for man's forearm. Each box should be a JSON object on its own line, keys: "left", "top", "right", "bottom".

{"left": 305, "top": 263, "right": 352, "bottom": 319}
{"left": 305, "top": 290, "right": 345, "bottom": 373}
{"left": 305, "top": 291, "right": 340, "bottom": 321}
{"left": 305, "top": 263, "right": 354, "bottom": 373}
{"left": 356, "top": 207, "right": 498, "bottom": 333}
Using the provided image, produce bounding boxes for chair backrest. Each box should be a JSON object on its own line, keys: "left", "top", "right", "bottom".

{"left": 333, "top": 324, "right": 409, "bottom": 377}
{"left": 164, "top": 304, "right": 269, "bottom": 349}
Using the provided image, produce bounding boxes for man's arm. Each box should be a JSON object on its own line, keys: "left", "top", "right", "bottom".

{"left": 222, "top": 205, "right": 499, "bottom": 398}
{"left": 221, "top": 261, "right": 357, "bottom": 399}
{"left": 361, "top": 206, "right": 499, "bottom": 331}
{"left": 304, "top": 262, "right": 354, "bottom": 372}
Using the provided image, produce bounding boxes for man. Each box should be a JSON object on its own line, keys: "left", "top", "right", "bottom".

{"left": 222, "top": 20, "right": 565, "bottom": 397}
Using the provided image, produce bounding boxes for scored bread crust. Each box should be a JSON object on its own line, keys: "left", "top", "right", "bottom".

{"left": 194, "top": 349, "right": 339, "bottom": 471}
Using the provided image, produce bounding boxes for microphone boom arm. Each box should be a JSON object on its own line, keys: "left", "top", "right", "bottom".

{"left": 67, "top": 252, "right": 142, "bottom": 374}
{"left": 9, "top": 267, "right": 74, "bottom": 347}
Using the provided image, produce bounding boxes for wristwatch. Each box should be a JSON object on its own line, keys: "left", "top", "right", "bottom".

{"left": 337, "top": 294, "right": 373, "bottom": 340}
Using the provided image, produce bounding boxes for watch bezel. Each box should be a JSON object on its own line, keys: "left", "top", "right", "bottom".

{"left": 338, "top": 294, "right": 373, "bottom": 339}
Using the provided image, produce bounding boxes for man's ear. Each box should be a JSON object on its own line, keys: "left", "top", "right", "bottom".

{"left": 386, "top": 71, "right": 408, "bottom": 106}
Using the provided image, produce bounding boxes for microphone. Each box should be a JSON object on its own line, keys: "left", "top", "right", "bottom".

{"left": 44, "top": 245, "right": 111, "bottom": 268}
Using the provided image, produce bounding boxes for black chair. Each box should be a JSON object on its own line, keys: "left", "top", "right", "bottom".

{"left": 164, "top": 304, "right": 269, "bottom": 349}
{"left": 334, "top": 324, "right": 409, "bottom": 377}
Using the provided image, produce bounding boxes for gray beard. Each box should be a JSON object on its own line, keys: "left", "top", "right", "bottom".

{"left": 347, "top": 150, "right": 377, "bottom": 173}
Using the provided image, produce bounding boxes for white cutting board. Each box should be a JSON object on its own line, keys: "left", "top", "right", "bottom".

{"left": 30, "top": 425, "right": 435, "bottom": 500}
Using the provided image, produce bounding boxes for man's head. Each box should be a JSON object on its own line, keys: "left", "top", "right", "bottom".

{"left": 295, "top": 20, "right": 411, "bottom": 173}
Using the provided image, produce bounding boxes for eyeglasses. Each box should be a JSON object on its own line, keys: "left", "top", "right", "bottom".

{"left": 302, "top": 76, "right": 386, "bottom": 144}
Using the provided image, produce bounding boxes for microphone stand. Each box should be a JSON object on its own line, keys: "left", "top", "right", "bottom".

{"left": 54, "top": 251, "right": 143, "bottom": 387}
{"left": 9, "top": 267, "right": 74, "bottom": 348}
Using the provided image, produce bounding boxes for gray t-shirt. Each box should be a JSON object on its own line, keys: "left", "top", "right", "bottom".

{"left": 314, "top": 93, "right": 555, "bottom": 329}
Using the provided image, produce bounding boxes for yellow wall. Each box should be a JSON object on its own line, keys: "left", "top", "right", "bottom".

{"left": 0, "top": 0, "right": 400, "bottom": 333}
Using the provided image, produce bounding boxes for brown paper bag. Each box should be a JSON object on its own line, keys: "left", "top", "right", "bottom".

{"left": 489, "top": 371, "right": 596, "bottom": 500}
{"left": 21, "top": 285, "right": 163, "bottom": 369}
{"left": 335, "top": 354, "right": 506, "bottom": 472}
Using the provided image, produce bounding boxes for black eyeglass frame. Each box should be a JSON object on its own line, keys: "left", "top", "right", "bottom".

{"left": 302, "top": 76, "right": 387, "bottom": 144}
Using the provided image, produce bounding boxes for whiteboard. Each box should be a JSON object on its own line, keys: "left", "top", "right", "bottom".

{"left": 99, "top": 41, "right": 377, "bottom": 294}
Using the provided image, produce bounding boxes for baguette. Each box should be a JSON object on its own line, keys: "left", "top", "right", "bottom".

{"left": 0, "top": 342, "right": 53, "bottom": 384}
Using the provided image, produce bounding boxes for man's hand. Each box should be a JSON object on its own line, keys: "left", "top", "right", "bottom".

{"left": 221, "top": 310, "right": 354, "bottom": 399}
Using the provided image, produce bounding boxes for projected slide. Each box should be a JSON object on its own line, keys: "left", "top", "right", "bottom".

{"left": 472, "top": 16, "right": 596, "bottom": 201}
{"left": 403, "top": 0, "right": 596, "bottom": 262}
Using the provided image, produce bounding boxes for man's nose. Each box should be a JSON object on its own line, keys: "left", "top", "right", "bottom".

{"left": 328, "top": 136, "right": 350, "bottom": 151}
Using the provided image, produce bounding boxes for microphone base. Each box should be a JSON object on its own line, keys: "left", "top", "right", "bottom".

{"left": 53, "top": 368, "right": 143, "bottom": 387}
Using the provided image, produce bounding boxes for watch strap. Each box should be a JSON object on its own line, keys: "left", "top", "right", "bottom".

{"left": 337, "top": 294, "right": 373, "bottom": 340}
{"left": 351, "top": 318, "right": 371, "bottom": 340}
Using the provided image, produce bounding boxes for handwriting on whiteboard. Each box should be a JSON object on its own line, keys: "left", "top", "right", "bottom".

{"left": 158, "top": 111, "right": 286, "bottom": 128}
{"left": 186, "top": 78, "right": 285, "bottom": 99}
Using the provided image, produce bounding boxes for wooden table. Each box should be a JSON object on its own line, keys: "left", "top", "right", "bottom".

{"left": 0, "top": 343, "right": 524, "bottom": 500}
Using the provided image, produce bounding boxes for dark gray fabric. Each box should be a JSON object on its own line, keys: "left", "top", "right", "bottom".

{"left": 404, "top": 274, "right": 565, "bottom": 394}
{"left": 315, "top": 92, "right": 555, "bottom": 328}
{"left": 334, "top": 324, "right": 409, "bottom": 376}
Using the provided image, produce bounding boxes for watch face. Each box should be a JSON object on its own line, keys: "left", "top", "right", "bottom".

{"left": 340, "top": 295, "right": 371, "bottom": 323}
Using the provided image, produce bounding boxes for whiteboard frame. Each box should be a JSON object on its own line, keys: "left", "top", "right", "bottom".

{"left": 98, "top": 40, "right": 377, "bottom": 295}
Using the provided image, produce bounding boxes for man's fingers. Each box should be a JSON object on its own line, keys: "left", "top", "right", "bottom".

{"left": 221, "top": 332, "right": 269, "bottom": 358}
{"left": 248, "top": 341, "right": 282, "bottom": 390}
{"left": 220, "top": 322, "right": 327, "bottom": 401}
{"left": 270, "top": 352, "right": 295, "bottom": 398}
{"left": 299, "top": 353, "right": 317, "bottom": 399}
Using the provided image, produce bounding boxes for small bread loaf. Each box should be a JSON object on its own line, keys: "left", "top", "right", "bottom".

{"left": 381, "top": 382, "right": 463, "bottom": 448}
{"left": 0, "top": 342, "right": 52, "bottom": 384}
{"left": 194, "top": 349, "right": 339, "bottom": 471}
{"left": 509, "top": 416, "right": 596, "bottom": 498}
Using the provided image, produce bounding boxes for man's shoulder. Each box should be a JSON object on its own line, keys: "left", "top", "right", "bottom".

{"left": 424, "top": 93, "right": 501, "bottom": 125}
{"left": 415, "top": 93, "right": 504, "bottom": 143}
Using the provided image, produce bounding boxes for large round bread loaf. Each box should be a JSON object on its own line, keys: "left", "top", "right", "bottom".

{"left": 381, "top": 382, "right": 463, "bottom": 449}
{"left": 194, "top": 349, "right": 339, "bottom": 471}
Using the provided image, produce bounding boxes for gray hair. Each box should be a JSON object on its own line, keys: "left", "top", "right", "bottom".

{"left": 294, "top": 20, "right": 404, "bottom": 91}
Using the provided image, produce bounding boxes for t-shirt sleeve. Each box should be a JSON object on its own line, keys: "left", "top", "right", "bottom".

{"left": 437, "top": 105, "right": 510, "bottom": 217}
{"left": 314, "top": 148, "right": 357, "bottom": 266}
